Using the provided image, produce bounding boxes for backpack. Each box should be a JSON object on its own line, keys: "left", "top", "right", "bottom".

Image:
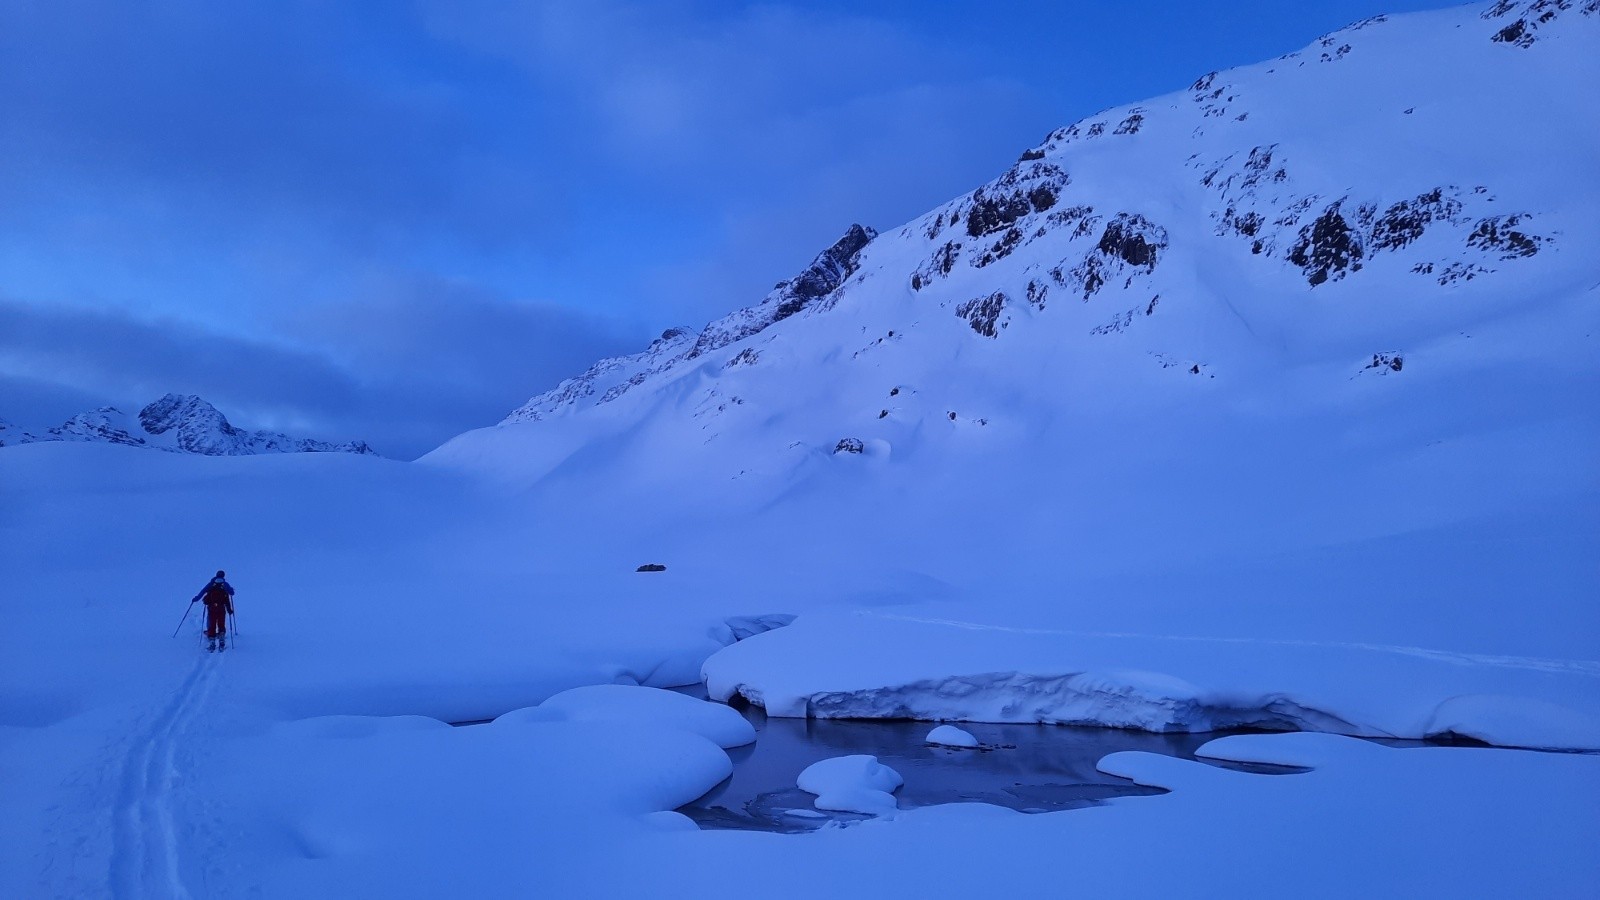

{"left": 203, "top": 581, "right": 230, "bottom": 606}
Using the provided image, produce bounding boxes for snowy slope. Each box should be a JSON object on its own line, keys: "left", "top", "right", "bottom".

{"left": 0, "top": 393, "right": 378, "bottom": 455}
{"left": 438, "top": 1, "right": 1599, "bottom": 487}
{"left": 435, "top": 2, "right": 1600, "bottom": 550}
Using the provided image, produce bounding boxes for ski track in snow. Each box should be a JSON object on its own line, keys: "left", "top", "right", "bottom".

{"left": 110, "top": 651, "right": 223, "bottom": 900}
{"left": 859, "top": 611, "right": 1600, "bottom": 677}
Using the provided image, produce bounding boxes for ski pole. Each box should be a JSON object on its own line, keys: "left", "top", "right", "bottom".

{"left": 171, "top": 600, "right": 196, "bottom": 638}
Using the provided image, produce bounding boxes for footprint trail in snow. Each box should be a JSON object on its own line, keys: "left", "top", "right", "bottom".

{"left": 109, "top": 651, "right": 224, "bottom": 899}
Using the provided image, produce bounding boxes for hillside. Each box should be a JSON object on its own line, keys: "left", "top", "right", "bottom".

{"left": 430, "top": 1, "right": 1597, "bottom": 507}
{"left": 419, "top": 0, "right": 1600, "bottom": 739}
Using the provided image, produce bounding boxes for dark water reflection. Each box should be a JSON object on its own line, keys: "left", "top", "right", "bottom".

{"left": 678, "top": 702, "right": 1304, "bottom": 833}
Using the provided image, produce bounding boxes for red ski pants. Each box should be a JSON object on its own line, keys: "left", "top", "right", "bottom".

{"left": 205, "top": 603, "right": 229, "bottom": 638}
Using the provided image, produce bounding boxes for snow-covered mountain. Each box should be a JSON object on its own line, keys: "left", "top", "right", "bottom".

{"left": 431, "top": 0, "right": 1599, "bottom": 500}
{"left": 0, "top": 393, "right": 377, "bottom": 456}
{"left": 417, "top": 0, "right": 1599, "bottom": 743}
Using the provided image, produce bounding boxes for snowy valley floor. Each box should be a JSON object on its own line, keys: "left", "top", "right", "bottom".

{"left": 3, "top": 444, "right": 1599, "bottom": 896}
{"left": 3, "top": 656, "right": 1598, "bottom": 898}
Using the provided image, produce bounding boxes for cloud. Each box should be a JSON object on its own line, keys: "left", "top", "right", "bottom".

{"left": 0, "top": 1, "right": 1048, "bottom": 456}
{"left": 418, "top": 0, "right": 1045, "bottom": 323}
{"left": 0, "top": 291, "right": 637, "bottom": 459}
{"left": 0, "top": 2, "right": 557, "bottom": 245}
{"left": 282, "top": 270, "right": 641, "bottom": 412}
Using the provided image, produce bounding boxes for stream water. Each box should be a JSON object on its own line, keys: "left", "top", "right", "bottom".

{"left": 678, "top": 699, "right": 1307, "bottom": 833}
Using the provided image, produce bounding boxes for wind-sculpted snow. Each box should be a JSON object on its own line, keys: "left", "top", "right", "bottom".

{"left": 716, "top": 614, "right": 797, "bottom": 644}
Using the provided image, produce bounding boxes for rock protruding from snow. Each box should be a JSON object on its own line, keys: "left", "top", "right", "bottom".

{"left": 925, "top": 725, "right": 980, "bottom": 748}
{"left": 0, "top": 418, "right": 39, "bottom": 448}
{"left": 2, "top": 394, "right": 378, "bottom": 457}
{"left": 1484, "top": 0, "right": 1599, "bottom": 48}
{"left": 686, "top": 224, "right": 878, "bottom": 362}
{"left": 500, "top": 225, "right": 878, "bottom": 423}
{"left": 504, "top": 327, "right": 698, "bottom": 423}
{"left": 797, "top": 754, "right": 903, "bottom": 816}
{"left": 46, "top": 407, "right": 148, "bottom": 447}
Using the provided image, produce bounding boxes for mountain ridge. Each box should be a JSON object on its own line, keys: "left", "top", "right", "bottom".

{"left": 0, "top": 393, "right": 379, "bottom": 457}
{"left": 429, "top": 0, "right": 1597, "bottom": 490}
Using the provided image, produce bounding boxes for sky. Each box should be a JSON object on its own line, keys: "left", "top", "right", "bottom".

{"left": 0, "top": 0, "right": 1458, "bottom": 459}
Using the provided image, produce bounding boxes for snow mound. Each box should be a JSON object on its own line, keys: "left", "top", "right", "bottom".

{"left": 1422, "top": 694, "right": 1600, "bottom": 751}
{"left": 797, "top": 754, "right": 904, "bottom": 816}
{"left": 925, "top": 725, "right": 979, "bottom": 748}
{"left": 498, "top": 684, "right": 756, "bottom": 748}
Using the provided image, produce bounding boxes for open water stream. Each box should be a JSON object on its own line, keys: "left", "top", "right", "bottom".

{"left": 678, "top": 699, "right": 1308, "bottom": 833}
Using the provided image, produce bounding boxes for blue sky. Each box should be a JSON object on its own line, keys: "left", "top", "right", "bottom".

{"left": 0, "top": 0, "right": 1453, "bottom": 458}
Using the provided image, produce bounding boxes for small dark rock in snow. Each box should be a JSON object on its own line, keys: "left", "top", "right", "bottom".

{"left": 1467, "top": 214, "right": 1543, "bottom": 258}
{"left": 636, "top": 563, "right": 667, "bottom": 573}
{"left": 1366, "top": 353, "right": 1404, "bottom": 372}
{"left": 834, "top": 438, "right": 866, "bottom": 454}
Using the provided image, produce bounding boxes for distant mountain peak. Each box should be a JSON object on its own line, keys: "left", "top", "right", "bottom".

{"left": 1, "top": 394, "right": 379, "bottom": 457}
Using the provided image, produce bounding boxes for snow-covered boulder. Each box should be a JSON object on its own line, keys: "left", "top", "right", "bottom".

{"left": 797, "top": 754, "right": 903, "bottom": 816}
{"left": 926, "top": 725, "right": 979, "bottom": 748}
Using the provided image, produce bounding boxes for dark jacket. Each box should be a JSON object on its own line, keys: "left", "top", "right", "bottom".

{"left": 193, "top": 578, "right": 235, "bottom": 612}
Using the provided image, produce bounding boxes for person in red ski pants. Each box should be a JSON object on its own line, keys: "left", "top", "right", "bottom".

{"left": 193, "top": 570, "right": 235, "bottom": 651}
